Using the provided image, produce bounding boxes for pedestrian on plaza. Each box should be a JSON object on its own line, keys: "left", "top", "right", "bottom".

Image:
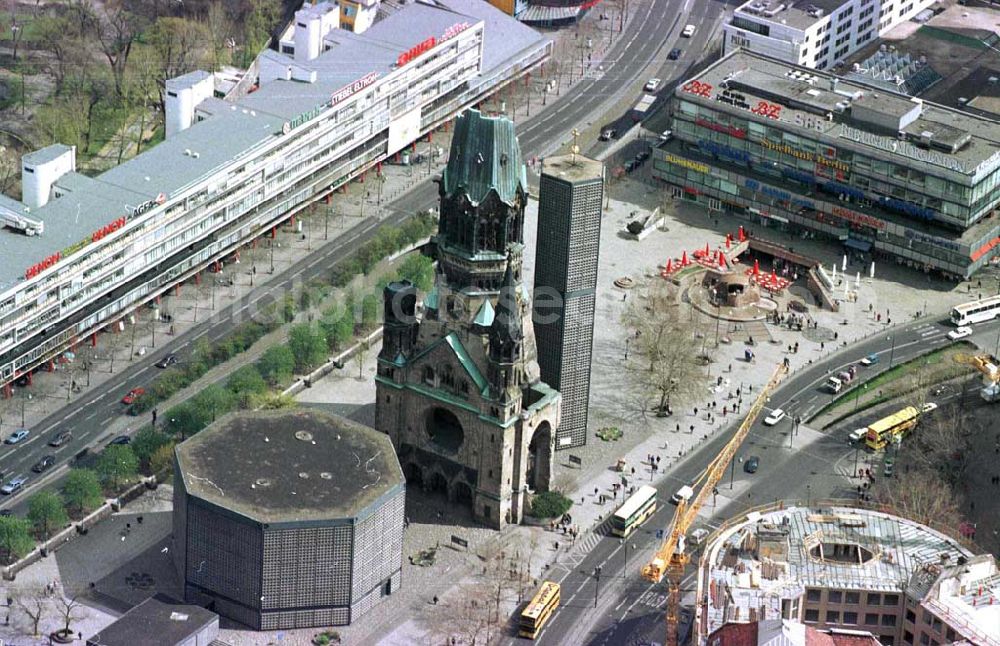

{"left": 594, "top": 487, "right": 599, "bottom": 496}
{"left": 690, "top": 425, "right": 695, "bottom": 433}
{"left": 152, "top": 408, "right": 157, "bottom": 424}
{"left": 676, "top": 423, "right": 680, "bottom": 432}
{"left": 723, "top": 406, "right": 727, "bottom": 417}
{"left": 821, "top": 342, "right": 825, "bottom": 350}
{"left": 694, "top": 406, "right": 698, "bottom": 416}
{"left": 631, "top": 467, "right": 636, "bottom": 475}
{"left": 433, "top": 596, "right": 439, "bottom": 605}
{"left": 656, "top": 456, "right": 661, "bottom": 465}
{"left": 877, "top": 313, "right": 881, "bottom": 322}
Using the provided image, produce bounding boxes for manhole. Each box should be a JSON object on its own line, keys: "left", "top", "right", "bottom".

{"left": 294, "top": 431, "right": 314, "bottom": 442}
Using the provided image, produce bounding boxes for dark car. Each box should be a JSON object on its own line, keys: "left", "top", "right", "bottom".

{"left": 0, "top": 509, "right": 12, "bottom": 517}
{"left": 109, "top": 435, "right": 131, "bottom": 446}
{"left": 31, "top": 455, "right": 56, "bottom": 473}
{"left": 49, "top": 430, "right": 73, "bottom": 447}
{"left": 155, "top": 354, "right": 179, "bottom": 369}
{"left": 744, "top": 456, "right": 760, "bottom": 473}
{"left": 668, "top": 48, "right": 682, "bottom": 60}
{"left": 625, "top": 160, "right": 637, "bottom": 172}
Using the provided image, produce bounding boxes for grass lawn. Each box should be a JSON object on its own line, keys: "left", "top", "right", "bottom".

{"left": 817, "top": 342, "right": 972, "bottom": 420}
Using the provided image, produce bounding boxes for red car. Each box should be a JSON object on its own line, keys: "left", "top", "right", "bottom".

{"left": 121, "top": 388, "right": 145, "bottom": 405}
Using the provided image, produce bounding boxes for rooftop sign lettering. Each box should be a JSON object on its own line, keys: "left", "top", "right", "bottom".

{"left": 397, "top": 37, "right": 436, "bottom": 67}
{"left": 441, "top": 22, "right": 470, "bottom": 41}
{"left": 840, "top": 125, "right": 967, "bottom": 174}
{"left": 131, "top": 192, "right": 167, "bottom": 218}
{"left": 330, "top": 71, "right": 379, "bottom": 108}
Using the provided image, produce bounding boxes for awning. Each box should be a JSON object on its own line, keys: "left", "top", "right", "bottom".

{"left": 519, "top": 5, "right": 582, "bottom": 23}
{"left": 844, "top": 238, "right": 873, "bottom": 252}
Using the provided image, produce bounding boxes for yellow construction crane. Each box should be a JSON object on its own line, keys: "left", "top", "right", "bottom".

{"left": 641, "top": 362, "right": 788, "bottom": 646}
{"left": 953, "top": 352, "right": 1000, "bottom": 402}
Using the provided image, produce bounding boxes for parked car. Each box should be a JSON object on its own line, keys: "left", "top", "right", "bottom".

{"left": 682, "top": 24, "right": 696, "bottom": 37}
{"left": 859, "top": 353, "right": 880, "bottom": 366}
{"left": 848, "top": 428, "right": 868, "bottom": 443}
{"left": 109, "top": 435, "right": 131, "bottom": 446}
{"left": 4, "top": 429, "right": 29, "bottom": 445}
{"left": 659, "top": 129, "right": 673, "bottom": 142}
{"left": 644, "top": 77, "right": 662, "bottom": 91}
{"left": 49, "top": 430, "right": 73, "bottom": 447}
{"left": 921, "top": 402, "right": 939, "bottom": 414}
{"left": 883, "top": 459, "right": 895, "bottom": 478}
{"left": 599, "top": 128, "right": 617, "bottom": 141}
{"left": 31, "top": 455, "right": 56, "bottom": 473}
{"left": 763, "top": 408, "right": 786, "bottom": 426}
{"left": 155, "top": 354, "right": 179, "bottom": 369}
{"left": 121, "top": 388, "right": 145, "bottom": 405}
{"left": 635, "top": 151, "right": 651, "bottom": 163}
{"left": 744, "top": 456, "right": 760, "bottom": 473}
{"left": 948, "top": 326, "right": 973, "bottom": 340}
{"left": 1, "top": 476, "right": 27, "bottom": 495}
{"left": 668, "top": 48, "right": 682, "bottom": 60}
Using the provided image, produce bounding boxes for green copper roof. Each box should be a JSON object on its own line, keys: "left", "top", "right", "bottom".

{"left": 424, "top": 286, "right": 439, "bottom": 310}
{"left": 411, "top": 331, "right": 489, "bottom": 396}
{"left": 442, "top": 109, "right": 527, "bottom": 206}
{"left": 473, "top": 299, "right": 495, "bottom": 327}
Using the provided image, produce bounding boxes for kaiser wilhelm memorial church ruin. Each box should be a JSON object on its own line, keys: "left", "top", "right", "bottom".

{"left": 375, "top": 110, "right": 561, "bottom": 528}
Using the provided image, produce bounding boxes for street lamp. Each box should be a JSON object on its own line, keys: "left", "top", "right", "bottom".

{"left": 887, "top": 335, "right": 896, "bottom": 368}
{"left": 593, "top": 566, "right": 602, "bottom": 607}
{"left": 854, "top": 383, "right": 868, "bottom": 413}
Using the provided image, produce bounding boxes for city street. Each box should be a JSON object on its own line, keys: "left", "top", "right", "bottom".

{"left": 525, "top": 316, "right": 1000, "bottom": 646}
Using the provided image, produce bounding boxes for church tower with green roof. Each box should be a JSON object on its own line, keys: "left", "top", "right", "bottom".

{"left": 375, "top": 110, "right": 561, "bottom": 529}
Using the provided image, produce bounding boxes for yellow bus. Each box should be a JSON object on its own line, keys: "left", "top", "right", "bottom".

{"left": 865, "top": 406, "right": 920, "bottom": 450}
{"left": 518, "top": 581, "right": 560, "bottom": 639}
{"left": 611, "top": 485, "right": 658, "bottom": 538}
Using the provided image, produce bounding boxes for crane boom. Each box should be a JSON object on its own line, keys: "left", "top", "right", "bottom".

{"left": 640, "top": 362, "right": 788, "bottom": 646}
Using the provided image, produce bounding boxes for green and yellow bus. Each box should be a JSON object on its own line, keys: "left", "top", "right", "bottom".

{"left": 611, "top": 485, "right": 658, "bottom": 538}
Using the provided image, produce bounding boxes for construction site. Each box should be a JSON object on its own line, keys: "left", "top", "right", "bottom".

{"left": 696, "top": 504, "right": 1000, "bottom": 646}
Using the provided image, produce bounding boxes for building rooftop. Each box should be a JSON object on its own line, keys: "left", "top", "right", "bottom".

{"left": 686, "top": 50, "right": 1000, "bottom": 176}
{"left": 919, "top": 554, "right": 1000, "bottom": 646}
{"left": 175, "top": 409, "right": 403, "bottom": 524}
{"left": 0, "top": 0, "right": 549, "bottom": 293}
{"left": 733, "top": 0, "right": 852, "bottom": 31}
{"left": 87, "top": 594, "right": 217, "bottom": 646}
{"left": 541, "top": 153, "right": 604, "bottom": 183}
{"left": 703, "top": 505, "right": 974, "bottom": 635}
{"left": 22, "top": 143, "right": 73, "bottom": 166}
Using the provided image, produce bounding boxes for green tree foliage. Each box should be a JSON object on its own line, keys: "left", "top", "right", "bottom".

{"left": 257, "top": 344, "right": 296, "bottom": 386}
{"left": 397, "top": 253, "right": 435, "bottom": 292}
{"left": 164, "top": 402, "right": 210, "bottom": 441}
{"left": 0, "top": 516, "right": 35, "bottom": 563}
{"left": 95, "top": 445, "right": 139, "bottom": 492}
{"left": 320, "top": 306, "right": 354, "bottom": 352}
{"left": 27, "top": 491, "right": 68, "bottom": 540}
{"left": 131, "top": 427, "right": 172, "bottom": 471}
{"left": 191, "top": 383, "right": 235, "bottom": 423}
{"left": 150, "top": 444, "right": 176, "bottom": 478}
{"left": 288, "top": 324, "right": 328, "bottom": 373}
{"left": 244, "top": 0, "right": 282, "bottom": 64}
{"left": 226, "top": 365, "right": 268, "bottom": 407}
{"left": 527, "top": 491, "right": 573, "bottom": 519}
{"left": 360, "top": 293, "right": 380, "bottom": 332}
{"left": 62, "top": 469, "right": 104, "bottom": 516}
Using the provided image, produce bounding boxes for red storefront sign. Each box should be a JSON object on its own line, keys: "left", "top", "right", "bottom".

{"left": 397, "top": 37, "right": 436, "bottom": 67}
{"left": 695, "top": 117, "right": 746, "bottom": 139}
{"left": 830, "top": 206, "right": 885, "bottom": 231}
{"left": 92, "top": 216, "right": 127, "bottom": 243}
{"left": 682, "top": 80, "right": 713, "bottom": 98}
{"left": 24, "top": 252, "right": 61, "bottom": 280}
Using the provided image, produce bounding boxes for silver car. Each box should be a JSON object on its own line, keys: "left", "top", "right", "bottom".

{"left": 1, "top": 476, "right": 27, "bottom": 495}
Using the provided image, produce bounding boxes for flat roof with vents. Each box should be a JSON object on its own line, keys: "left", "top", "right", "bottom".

{"left": 683, "top": 50, "right": 1000, "bottom": 175}
{"left": 734, "top": 0, "right": 854, "bottom": 31}
{"left": 175, "top": 409, "right": 402, "bottom": 524}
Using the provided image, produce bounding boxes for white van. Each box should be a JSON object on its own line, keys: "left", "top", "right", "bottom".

{"left": 682, "top": 24, "right": 696, "bottom": 37}
{"left": 848, "top": 428, "right": 867, "bottom": 443}
{"left": 671, "top": 485, "right": 694, "bottom": 504}
{"left": 689, "top": 528, "right": 710, "bottom": 546}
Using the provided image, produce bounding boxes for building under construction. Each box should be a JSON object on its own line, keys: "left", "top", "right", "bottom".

{"left": 697, "top": 505, "right": 1000, "bottom": 646}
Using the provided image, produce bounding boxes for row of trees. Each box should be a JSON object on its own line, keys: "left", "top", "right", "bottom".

{"left": 17, "top": 0, "right": 283, "bottom": 165}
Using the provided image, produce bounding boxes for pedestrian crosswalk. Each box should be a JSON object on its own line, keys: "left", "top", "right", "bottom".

{"left": 551, "top": 519, "right": 612, "bottom": 573}
{"left": 915, "top": 322, "right": 946, "bottom": 339}
{"left": 636, "top": 590, "right": 668, "bottom": 608}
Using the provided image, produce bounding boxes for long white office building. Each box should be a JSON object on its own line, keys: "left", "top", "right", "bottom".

{"left": 0, "top": 0, "right": 549, "bottom": 395}
{"left": 723, "top": 0, "right": 935, "bottom": 70}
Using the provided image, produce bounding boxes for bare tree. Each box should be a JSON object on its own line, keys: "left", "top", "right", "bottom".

{"left": 53, "top": 593, "right": 87, "bottom": 635}
{"left": 92, "top": 0, "right": 145, "bottom": 97}
{"left": 14, "top": 588, "right": 50, "bottom": 637}
{"left": 874, "top": 467, "right": 964, "bottom": 531}
{"left": 354, "top": 340, "right": 370, "bottom": 380}
{"left": 34, "top": 14, "right": 83, "bottom": 94}
{"left": 905, "top": 404, "right": 976, "bottom": 486}
{"left": 439, "top": 582, "right": 493, "bottom": 646}
{"left": 205, "top": 1, "right": 233, "bottom": 71}
{"left": 146, "top": 16, "right": 210, "bottom": 113}
{"left": 622, "top": 280, "right": 709, "bottom": 416}
{"left": 0, "top": 146, "right": 19, "bottom": 196}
